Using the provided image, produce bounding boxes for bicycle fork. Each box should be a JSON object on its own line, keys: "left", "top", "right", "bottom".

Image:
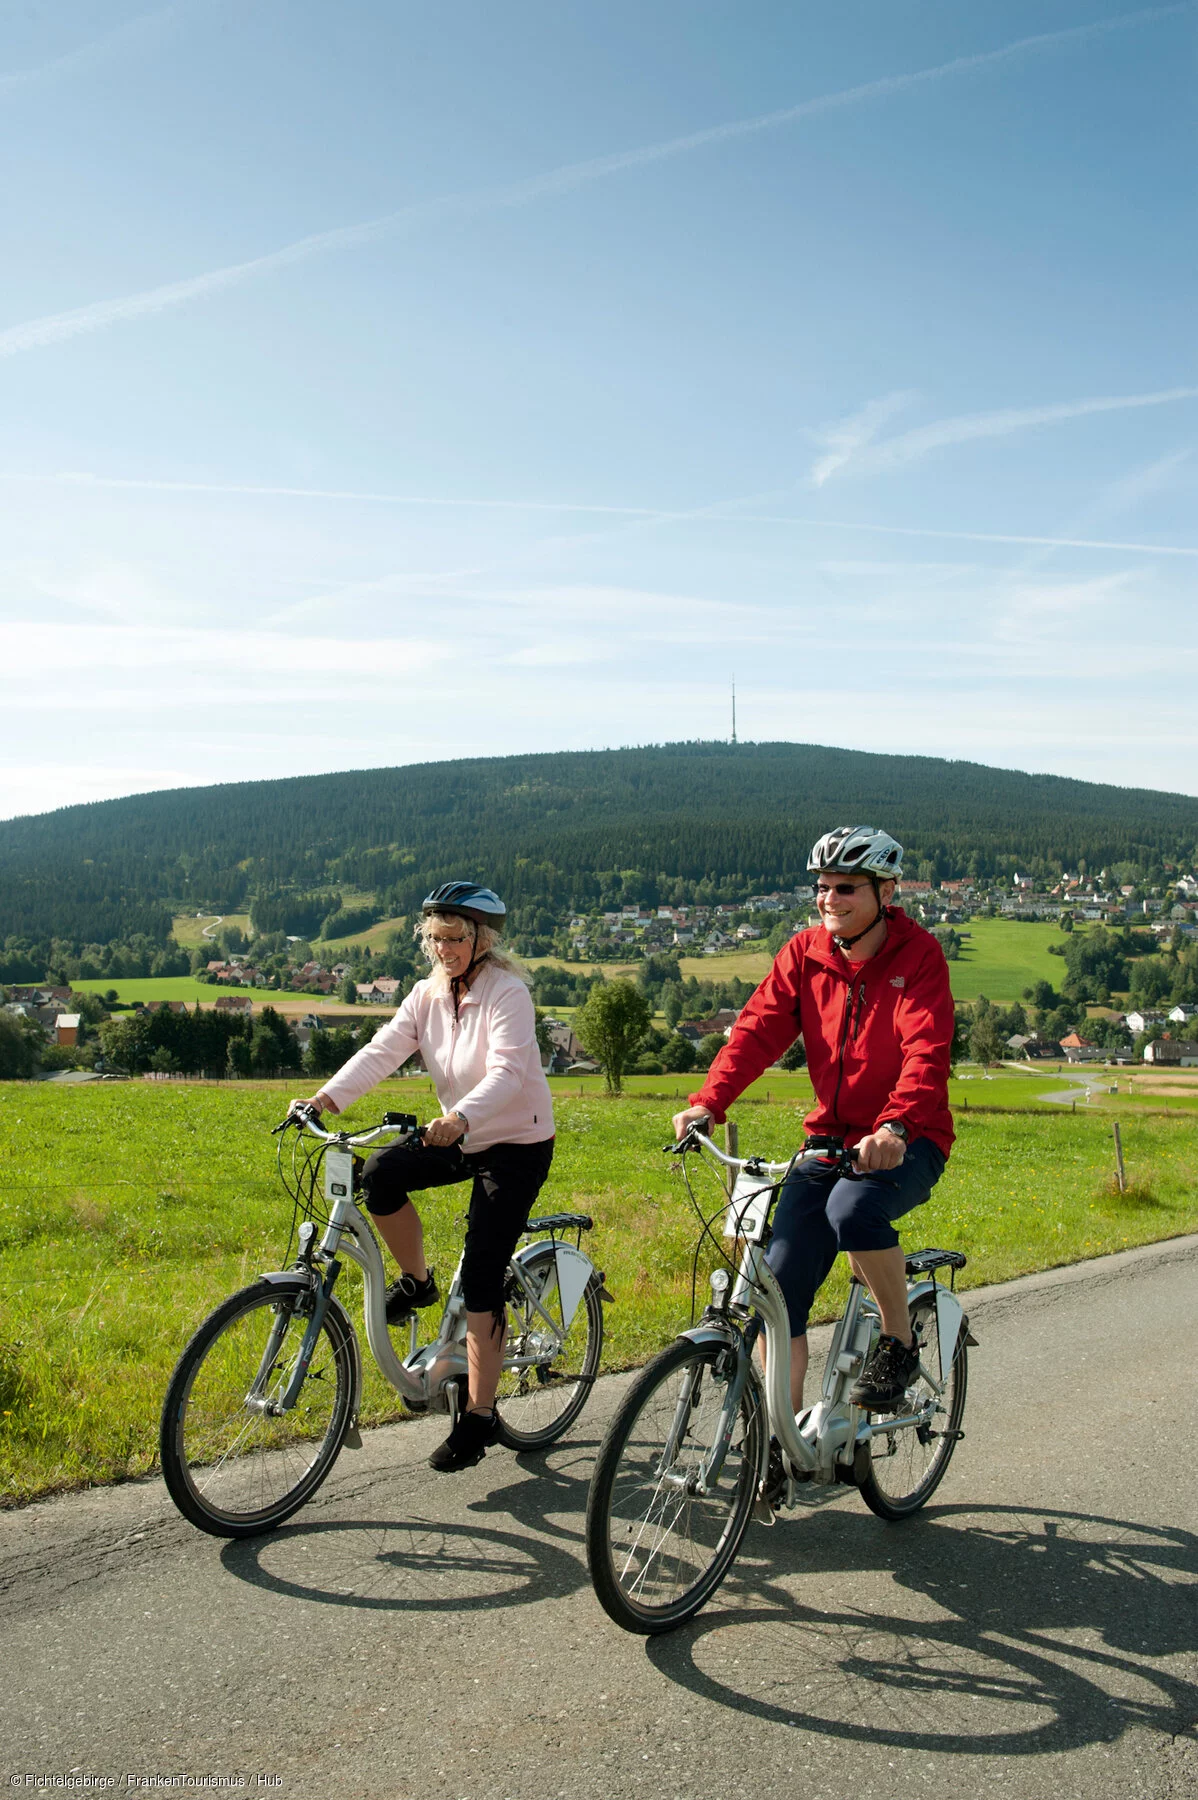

{"left": 656, "top": 1328, "right": 757, "bottom": 1496}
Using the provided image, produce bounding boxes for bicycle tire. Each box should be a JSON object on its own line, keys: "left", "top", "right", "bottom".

{"left": 857, "top": 1294, "right": 968, "bottom": 1521}
{"left": 585, "top": 1335, "right": 764, "bottom": 1635}
{"left": 160, "top": 1277, "right": 357, "bottom": 1538}
{"left": 494, "top": 1243, "right": 604, "bottom": 1450}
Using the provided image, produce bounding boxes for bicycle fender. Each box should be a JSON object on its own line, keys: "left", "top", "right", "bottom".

{"left": 907, "top": 1277, "right": 964, "bottom": 1385}
{"left": 679, "top": 1323, "right": 742, "bottom": 1353}
{"left": 511, "top": 1240, "right": 594, "bottom": 1329}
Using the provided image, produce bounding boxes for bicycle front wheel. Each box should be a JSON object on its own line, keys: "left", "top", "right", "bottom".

{"left": 586, "top": 1336, "right": 764, "bottom": 1635}
{"left": 160, "top": 1277, "right": 357, "bottom": 1538}
{"left": 495, "top": 1243, "right": 604, "bottom": 1450}
{"left": 857, "top": 1294, "right": 968, "bottom": 1521}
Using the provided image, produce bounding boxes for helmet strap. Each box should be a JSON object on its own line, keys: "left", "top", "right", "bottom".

{"left": 449, "top": 921, "right": 488, "bottom": 1018}
{"left": 831, "top": 883, "right": 887, "bottom": 952}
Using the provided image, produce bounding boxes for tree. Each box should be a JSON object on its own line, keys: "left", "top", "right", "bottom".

{"left": 0, "top": 1010, "right": 40, "bottom": 1079}
{"left": 661, "top": 982, "right": 684, "bottom": 1029}
{"left": 969, "top": 1016, "right": 1005, "bottom": 1073}
{"left": 574, "top": 980, "right": 651, "bottom": 1094}
{"left": 337, "top": 975, "right": 358, "bottom": 1005}
{"left": 779, "top": 1037, "right": 807, "bottom": 1070}
{"left": 694, "top": 1032, "right": 728, "bottom": 1071}
{"left": 661, "top": 1033, "right": 697, "bottom": 1073}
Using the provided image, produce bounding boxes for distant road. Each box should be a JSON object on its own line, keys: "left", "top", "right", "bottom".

{"left": 2, "top": 1236, "right": 1195, "bottom": 1799}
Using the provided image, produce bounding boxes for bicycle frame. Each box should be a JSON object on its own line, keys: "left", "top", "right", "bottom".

{"left": 676, "top": 1134, "right": 964, "bottom": 1495}
{"left": 275, "top": 1113, "right": 597, "bottom": 1417}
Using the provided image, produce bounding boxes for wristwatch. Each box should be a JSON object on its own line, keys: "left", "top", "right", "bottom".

{"left": 451, "top": 1110, "right": 469, "bottom": 1133}
{"left": 880, "top": 1119, "right": 909, "bottom": 1142}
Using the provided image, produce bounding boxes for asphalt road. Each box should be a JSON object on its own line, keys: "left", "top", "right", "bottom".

{"left": 3, "top": 1236, "right": 1196, "bottom": 1800}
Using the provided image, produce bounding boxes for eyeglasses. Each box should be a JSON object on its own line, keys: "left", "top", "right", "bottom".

{"left": 429, "top": 932, "right": 469, "bottom": 946}
{"left": 816, "top": 882, "right": 870, "bottom": 897}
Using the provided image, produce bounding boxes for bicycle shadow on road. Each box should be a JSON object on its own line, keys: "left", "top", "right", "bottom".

{"left": 644, "top": 1502, "right": 1198, "bottom": 1759}
{"left": 217, "top": 1510, "right": 586, "bottom": 1615}
{"left": 464, "top": 1431, "right": 603, "bottom": 1546}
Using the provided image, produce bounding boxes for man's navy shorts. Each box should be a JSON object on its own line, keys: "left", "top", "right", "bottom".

{"left": 765, "top": 1138, "right": 946, "bottom": 1336}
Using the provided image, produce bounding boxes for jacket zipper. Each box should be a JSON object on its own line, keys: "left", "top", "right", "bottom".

{"left": 830, "top": 977, "right": 867, "bottom": 1127}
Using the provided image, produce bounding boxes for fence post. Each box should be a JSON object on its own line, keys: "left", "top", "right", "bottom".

{"left": 724, "top": 1120, "right": 739, "bottom": 1196}
{"left": 1113, "top": 1123, "right": 1126, "bottom": 1193}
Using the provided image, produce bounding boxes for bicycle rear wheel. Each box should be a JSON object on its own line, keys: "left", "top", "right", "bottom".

{"left": 160, "top": 1277, "right": 357, "bottom": 1538}
{"left": 494, "top": 1243, "right": 604, "bottom": 1449}
{"left": 857, "top": 1294, "right": 967, "bottom": 1521}
{"left": 586, "top": 1336, "right": 764, "bottom": 1635}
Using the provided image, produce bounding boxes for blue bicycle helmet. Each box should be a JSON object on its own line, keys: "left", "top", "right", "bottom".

{"left": 421, "top": 882, "right": 507, "bottom": 928}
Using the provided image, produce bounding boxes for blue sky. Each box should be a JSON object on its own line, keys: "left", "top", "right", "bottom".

{"left": 1, "top": 0, "right": 1195, "bottom": 818}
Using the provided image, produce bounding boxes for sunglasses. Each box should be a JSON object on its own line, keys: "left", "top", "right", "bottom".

{"left": 816, "top": 881, "right": 871, "bottom": 897}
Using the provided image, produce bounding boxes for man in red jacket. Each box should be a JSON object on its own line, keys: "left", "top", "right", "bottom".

{"left": 673, "top": 825, "right": 955, "bottom": 1415}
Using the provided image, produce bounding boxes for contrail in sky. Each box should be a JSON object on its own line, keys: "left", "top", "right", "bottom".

{"left": 0, "top": 2, "right": 1188, "bottom": 359}
{"left": 813, "top": 386, "right": 1198, "bottom": 482}
{"left": 8, "top": 468, "right": 1196, "bottom": 557}
{"left": 0, "top": 3, "right": 189, "bottom": 94}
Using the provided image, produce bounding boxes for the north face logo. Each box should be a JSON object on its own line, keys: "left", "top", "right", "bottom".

{"left": 890, "top": 976, "right": 905, "bottom": 988}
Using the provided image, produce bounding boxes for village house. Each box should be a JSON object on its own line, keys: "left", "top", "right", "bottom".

{"left": 1059, "top": 1033, "right": 1103, "bottom": 1063}
{"left": 1125, "top": 1010, "right": 1167, "bottom": 1036}
{"left": 1143, "top": 1038, "right": 1198, "bottom": 1066}
{"left": 214, "top": 996, "right": 254, "bottom": 1017}
{"left": 54, "top": 1013, "right": 81, "bottom": 1047}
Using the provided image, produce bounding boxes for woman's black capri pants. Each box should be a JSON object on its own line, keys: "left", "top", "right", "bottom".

{"left": 359, "top": 1134, "right": 555, "bottom": 1314}
{"left": 765, "top": 1138, "right": 945, "bottom": 1336}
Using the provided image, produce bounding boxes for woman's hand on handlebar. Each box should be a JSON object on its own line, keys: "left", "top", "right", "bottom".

{"left": 290, "top": 1092, "right": 339, "bottom": 1119}
{"left": 672, "top": 1104, "right": 713, "bottom": 1141}
{"left": 423, "top": 1112, "right": 466, "bottom": 1148}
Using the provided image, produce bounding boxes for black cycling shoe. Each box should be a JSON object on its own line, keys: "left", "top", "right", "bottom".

{"left": 849, "top": 1334, "right": 920, "bottom": 1411}
{"left": 384, "top": 1268, "right": 439, "bottom": 1326}
{"left": 429, "top": 1407, "right": 501, "bottom": 1474}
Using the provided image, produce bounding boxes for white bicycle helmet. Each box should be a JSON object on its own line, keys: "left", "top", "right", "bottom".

{"left": 808, "top": 825, "right": 904, "bottom": 881}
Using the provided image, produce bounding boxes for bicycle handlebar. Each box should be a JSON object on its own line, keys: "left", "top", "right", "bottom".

{"left": 273, "top": 1104, "right": 421, "bottom": 1150}
{"left": 664, "top": 1125, "right": 858, "bottom": 1179}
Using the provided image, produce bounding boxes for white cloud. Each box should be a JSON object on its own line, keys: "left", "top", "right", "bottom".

{"left": 0, "top": 5, "right": 1184, "bottom": 358}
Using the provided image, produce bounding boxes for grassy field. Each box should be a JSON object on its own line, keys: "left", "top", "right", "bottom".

{"left": 170, "top": 913, "right": 253, "bottom": 948}
{"left": 1, "top": 1079, "right": 1193, "bottom": 1506}
{"left": 315, "top": 914, "right": 409, "bottom": 954}
{"left": 945, "top": 919, "right": 1071, "bottom": 1002}
{"left": 70, "top": 976, "right": 329, "bottom": 1007}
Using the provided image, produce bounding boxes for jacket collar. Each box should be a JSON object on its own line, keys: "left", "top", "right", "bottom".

{"left": 805, "top": 906, "right": 919, "bottom": 977}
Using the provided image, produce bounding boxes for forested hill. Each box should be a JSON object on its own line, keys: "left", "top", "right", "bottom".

{"left": 2, "top": 740, "right": 1196, "bottom": 946}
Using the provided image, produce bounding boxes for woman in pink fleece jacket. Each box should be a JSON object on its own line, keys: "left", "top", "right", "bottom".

{"left": 305, "top": 884, "right": 554, "bottom": 1474}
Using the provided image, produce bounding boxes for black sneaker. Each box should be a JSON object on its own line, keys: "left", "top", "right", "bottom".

{"left": 429, "top": 1408, "right": 501, "bottom": 1473}
{"left": 384, "top": 1268, "right": 439, "bottom": 1325}
{"left": 849, "top": 1334, "right": 920, "bottom": 1411}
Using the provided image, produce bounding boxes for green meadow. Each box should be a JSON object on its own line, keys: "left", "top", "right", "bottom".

{"left": 1, "top": 1079, "right": 1194, "bottom": 1506}
{"left": 70, "top": 977, "right": 335, "bottom": 1007}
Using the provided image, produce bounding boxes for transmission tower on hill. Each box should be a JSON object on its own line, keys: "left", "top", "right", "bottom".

{"left": 731, "top": 677, "right": 737, "bottom": 746}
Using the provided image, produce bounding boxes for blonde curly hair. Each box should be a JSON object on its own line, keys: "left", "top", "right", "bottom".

{"left": 414, "top": 912, "right": 531, "bottom": 993}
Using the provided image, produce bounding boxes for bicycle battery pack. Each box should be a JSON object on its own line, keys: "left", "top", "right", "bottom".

{"left": 324, "top": 1150, "right": 354, "bottom": 1203}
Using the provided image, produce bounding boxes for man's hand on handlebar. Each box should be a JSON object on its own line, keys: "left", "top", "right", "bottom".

{"left": 853, "top": 1128, "right": 906, "bottom": 1172}
{"left": 672, "top": 1104, "right": 713, "bottom": 1142}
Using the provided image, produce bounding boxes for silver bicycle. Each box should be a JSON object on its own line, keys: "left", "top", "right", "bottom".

{"left": 161, "top": 1107, "right": 608, "bottom": 1538}
{"left": 585, "top": 1125, "right": 974, "bottom": 1634}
